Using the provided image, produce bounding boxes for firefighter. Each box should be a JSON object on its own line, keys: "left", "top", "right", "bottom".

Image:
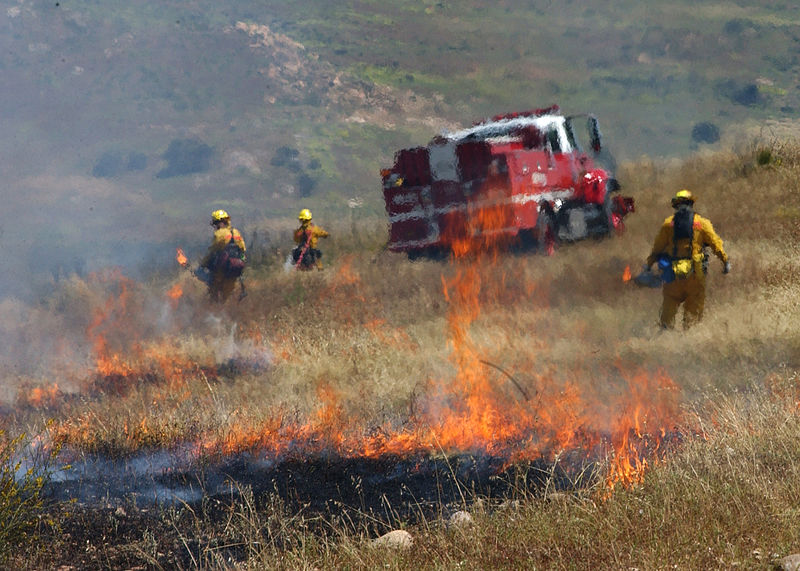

{"left": 645, "top": 189, "right": 730, "bottom": 329}
{"left": 199, "top": 209, "right": 247, "bottom": 302}
{"left": 293, "top": 208, "right": 329, "bottom": 270}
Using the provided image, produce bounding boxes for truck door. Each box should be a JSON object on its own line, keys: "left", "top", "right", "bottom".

{"left": 544, "top": 123, "right": 578, "bottom": 192}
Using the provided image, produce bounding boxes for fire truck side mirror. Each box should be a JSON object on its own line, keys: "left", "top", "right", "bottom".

{"left": 588, "top": 116, "right": 603, "bottom": 153}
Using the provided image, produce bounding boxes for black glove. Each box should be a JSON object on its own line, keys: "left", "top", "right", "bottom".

{"left": 723, "top": 261, "right": 731, "bottom": 274}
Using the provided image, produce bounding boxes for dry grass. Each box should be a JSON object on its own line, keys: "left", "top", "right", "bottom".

{"left": 4, "top": 138, "right": 800, "bottom": 568}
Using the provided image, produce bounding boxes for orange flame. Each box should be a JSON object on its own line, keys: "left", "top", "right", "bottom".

{"left": 85, "top": 271, "right": 136, "bottom": 380}
{"left": 188, "top": 182, "right": 683, "bottom": 494}
{"left": 44, "top": 210, "right": 681, "bottom": 495}
{"left": 622, "top": 265, "right": 631, "bottom": 282}
{"left": 18, "top": 383, "right": 61, "bottom": 409}
{"left": 82, "top": 271, "right": 205, "bottom": 393}
{"left": 167, "top": 283, "right": 183, "bottom": 301}
{"left": 176, "top": 247, "right": 188, "bottom": 266}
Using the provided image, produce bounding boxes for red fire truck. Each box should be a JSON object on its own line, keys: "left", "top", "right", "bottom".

{"left": 381, "top": 105, "right": 634, "bottom": 257}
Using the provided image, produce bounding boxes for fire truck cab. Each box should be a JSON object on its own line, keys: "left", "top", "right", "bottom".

{"left": 381, "top": 105, "right": 634, "bottom": 257}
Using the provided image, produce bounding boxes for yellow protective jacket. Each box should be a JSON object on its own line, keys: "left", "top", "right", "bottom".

{"left": 294, "top": 224, "right": 329, "bottom": 249}
{"left": 646, "top": 212, "right": 728, "bottom": 275}
{"left": 201, "top": 225, "right": 246, "bottom": 269}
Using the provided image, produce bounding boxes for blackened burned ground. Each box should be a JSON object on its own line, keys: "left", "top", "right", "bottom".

{"left": 32, "top": 451, "right": 598, "bottom": 569}
{"left": 44, "top": 426, "right": 679, "bottom": 518}
{"left": 25, "top": 452, "right": 596, "bottom": 569}
{"left": 31, "top": 435, "right": 693, "bottom": 569}
{"left": 35, "top": 425, "right": 687, "bottom": 570}
{"left": 47, "top": 449, "right": 598, "bottom": 517}
{"left": 191, "top": 451, "right": 597, "bottom": 520}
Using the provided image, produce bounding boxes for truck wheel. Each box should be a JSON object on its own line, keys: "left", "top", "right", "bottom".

{"left": 516, "top": 228, "right": 537, "bottom": 251}
{"left": 407, "top": 246, "right": 449, "bottom": 261}
{"left": 536, "top": 212, "right": 557, "bottom": 256}
{"left": 600, "top": 192, "right": 615, "bottom": 235}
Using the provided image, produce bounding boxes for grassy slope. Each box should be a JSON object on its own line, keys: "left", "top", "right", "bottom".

{"left": 2, "top": 0, "right": 799, "bottom": 300}
{"left": 4, "top": 1, "right": 800, "bottom": 196}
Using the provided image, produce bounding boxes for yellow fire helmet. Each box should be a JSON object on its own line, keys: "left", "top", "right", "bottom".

{"left": 211, "top": 209, "right": 230, "bottom": 223}
{"left": 298, "top": 208, "right": 312, "bottom": 222}
{"left": 671, "top": 189, "right": 695, "bottom": 207}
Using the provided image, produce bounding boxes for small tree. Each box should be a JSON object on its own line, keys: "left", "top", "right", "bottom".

{"left": 297, "top": 172, "right": 316, "bottom": 197}
{"left": 691, "top": 122, "right": 721, "bottom": 144}
{"left": 156, "top": 138, "right": 213, "bottom": 178}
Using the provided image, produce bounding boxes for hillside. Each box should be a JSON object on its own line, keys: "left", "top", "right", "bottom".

{"left": 1, "top": 1, "right": 799, "bottom": 300}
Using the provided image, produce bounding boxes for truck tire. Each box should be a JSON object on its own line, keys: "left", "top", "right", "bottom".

{"left": 536, "top": 211, "right": 558, "bottom": 256}
{"left": 407, "top": 246, "right": 449, "bottom": 261}
{"left": 585, "top": 186, "right": 617, "bottom": 238}
{"left": 516, "top": 228, "right": 537, "bottom": 251}
{"left": 600, "top": 191, "right": 615, "bottom": 236}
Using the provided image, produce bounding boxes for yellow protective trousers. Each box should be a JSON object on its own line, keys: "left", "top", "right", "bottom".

{"left": 209, "top": 271, "right": 238, "bottom": 303}
{"left": 660, "top": 274, "right": 706, "bottom": 329}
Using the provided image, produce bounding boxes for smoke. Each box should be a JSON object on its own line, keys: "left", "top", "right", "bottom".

{"left": 47, "top": 447, "right": 205, "bottom": 506}
{"left": 0, "top": 261, "right": 272, "bottom": 405}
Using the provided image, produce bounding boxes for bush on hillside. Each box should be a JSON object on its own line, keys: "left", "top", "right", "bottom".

{"left": 691, "top": 122, "right": 720, "bottom": 144}
{"left": 270, "top": 146, "right": 301, "bottom": 171}
{"left": 715, "top": 79, "right": 766, "bottom": 107}
{"left": 297, "top": 172, "right": 316, "bottom": 197}
{"left": 156, "top": 138, "right": 213, "bottom": 179}
{"left": 732, "top": 83, "right": 761, "bottom": 106}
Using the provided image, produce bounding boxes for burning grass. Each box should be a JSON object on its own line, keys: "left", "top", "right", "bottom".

{"left": 3, "top": 140, "right": 800, "bottom": 568}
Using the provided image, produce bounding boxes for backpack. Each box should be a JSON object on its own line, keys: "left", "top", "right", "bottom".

{"left": 673, "top": 204, "right": 694, "bottom": 240}
{"left": 671, "top": 205, "right": 694, "bottom": 279}
{"left": 215, "top": 231, "right": 246, "bottom": 278}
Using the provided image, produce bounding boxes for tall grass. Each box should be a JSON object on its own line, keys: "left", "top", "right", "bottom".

{"left": 5, "top": 139, "right": 800, "bottom": 568}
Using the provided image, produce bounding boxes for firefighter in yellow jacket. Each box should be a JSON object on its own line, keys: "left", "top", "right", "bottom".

{"left": 292, "top": 209, "right": 329, "bottom": 270}
{"left": 200, "top": 209, "right": 247, "bottom": 302}
{"left": 645, "top": 190, "right": 730, "bottom": 329}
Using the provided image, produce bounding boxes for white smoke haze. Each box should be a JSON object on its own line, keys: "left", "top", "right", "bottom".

{"left": 0, "top": 0, "right": 795, "bottom": 497}
{"left": 0, "top": 0, "right": 795, "bottom": 311}
{"left": 0, "top": 266, "right": 273, "bottom": 406}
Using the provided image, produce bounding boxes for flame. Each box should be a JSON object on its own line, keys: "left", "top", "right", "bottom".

{"left": 364, "top": 319, "right": 418, "bottom": 352}
{"left": 603, "top": 369, "right": 680, "bottom": 491}
{"left": 167, "top": 283, "right": 183, "bottom": 301}
{"left": 18, "top": 383, "right": 61, "bottom": 409}
{"left": 328, "top": 255, "right": 366, "bottom": 303}
{"left": 188, "top": 181, "right": 683, "bottom": 494}
{"left": 86, "top": 271, "right": 136, "bottom": 380}
{"left": 332, "top": 256, "right": 360, "bottom": 287}
{"left": 176, "top": 247, "right": 188, "bottom": 266}
{"left": 440, "top": 185, "right": 516, "bottom": 258}
{"left": 622, "top": 265, "right": 631, "bottom": 282}
{"left": 82, "top": 271, "right": 206, "bottom": 393}
{"left": 39, "top": 206, "right": 681, "bottom": 495}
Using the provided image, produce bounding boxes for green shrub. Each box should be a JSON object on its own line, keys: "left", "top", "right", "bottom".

{"left": 156, "top": 138, "right": 213, "bottom": 178}
{"left": 0, "top": 430, "right": 55, "bottom": 560}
